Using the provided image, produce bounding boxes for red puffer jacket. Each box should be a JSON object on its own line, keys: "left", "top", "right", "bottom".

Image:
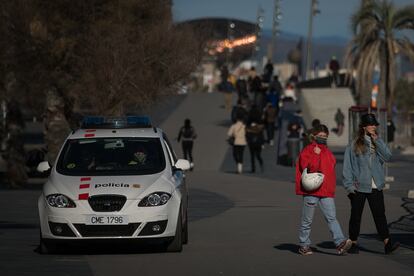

{"left": 295, "top": 142, "right": 336, "bottom": 197}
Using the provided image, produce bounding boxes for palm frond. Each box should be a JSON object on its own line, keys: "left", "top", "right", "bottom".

{"left": 396, "top": 37, "right": 414, "bottom": 62}
{"left": 392, "top": 5, "right": 414, "bottom": 30}
{"left": 351, "top": 1, "right": 379, "bottom": 34}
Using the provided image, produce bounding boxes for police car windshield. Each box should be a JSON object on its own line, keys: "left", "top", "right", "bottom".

{"left": 56, "top": 138, "right": 166, "bottom": 176}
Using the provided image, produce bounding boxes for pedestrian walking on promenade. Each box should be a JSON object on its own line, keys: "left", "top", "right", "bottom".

{"left": 219, "top": 65, "right": 234, "bottom": 111}
{"left": 231, "top": 99, "right": 248, "bottom": 124}
{"left": 247, "top": 104, "right": 262, "bottom": 125}
{"left": 387, "top": 118, "right": 396, "bottom": 149}
{"left": 263, "top": 60, "right": 274, "bottom": 84}
{"left": 177, "top": 119, "right": 197, "bottom": 170}
{"left": 332, "top": 108, "right": 345, "bottom": 136}
{"left": 263, "top": 102, "right": 277, "bottom": 145}
{"left": 269, "top": 75, "right": 283, "bottom": 97}
{"left": 246, "top": 120, "right": 265, "bottom": 173}
{"left": 227, "top": 116, "right": 247, "bottom": 174}
{"left": 282, "top": 83, "right": 297, "bottom": 102}
{"left": 219, "top": 80, "right": 234, "bottom": 111}
{"left": 329, "top": 56, "right": 340, "bottom": 87}
{"left": 249, "top": 70, "right": 264, "bottom": 110}
{"left": 343, "top": 113, "right": 400, "bottom": 254}
{"left": 296, "top": 124, "right": 352, "bottom": 255}
{"left": 236, "top": 76, "right": 248, "bottom": 101}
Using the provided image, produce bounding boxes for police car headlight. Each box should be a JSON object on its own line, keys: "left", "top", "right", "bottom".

{"left": 138, "top": 192, "right": 171, "bottom": 207}
{"left": 46, "top": 194, "right": 76, "bottom": 208}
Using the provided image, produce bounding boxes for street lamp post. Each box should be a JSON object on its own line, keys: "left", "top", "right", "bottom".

{"left": 252, "top": 6, "right": 264, "bottom": 63}
{"left": 226, "top": 20, "right": 235, "bottom": 65}
{"left": 305, "top": 0, "right": 320, "bottom": 80}
{"left": 269, "top": 0, "right": 282, "bottom": 61}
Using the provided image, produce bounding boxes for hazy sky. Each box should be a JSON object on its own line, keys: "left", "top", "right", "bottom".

{"left": 172, "top": 0, "right": 413, "bottom": 38}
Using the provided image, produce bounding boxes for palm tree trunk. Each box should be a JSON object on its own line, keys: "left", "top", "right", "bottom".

{"left": 358, "top": 73, "right": 372, "bottom": 107}
{"left": 379, "top": 46, "right": 387, "bottom": 112}
{"left": 386, "top": 39, "right": 396, "bottom": 116}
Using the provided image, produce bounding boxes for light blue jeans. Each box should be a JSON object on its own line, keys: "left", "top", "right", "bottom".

{"left": 299, "top": 196, "right": 346, "bottom": 247}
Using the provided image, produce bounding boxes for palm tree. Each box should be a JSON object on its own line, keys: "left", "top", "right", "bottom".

{"left": 345, "top": 0, "right": 414, "bottom": 113}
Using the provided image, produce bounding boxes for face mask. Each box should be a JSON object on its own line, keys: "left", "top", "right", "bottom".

{"left": 315, "top": 136, "right": 327, "bottom": 145}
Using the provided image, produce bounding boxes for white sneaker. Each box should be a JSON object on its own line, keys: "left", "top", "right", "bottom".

{"left": 237, "top": 163, "right": 243, "bottom": 174}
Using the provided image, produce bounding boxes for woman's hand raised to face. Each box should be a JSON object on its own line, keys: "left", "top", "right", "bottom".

{"left": 370, "top": 132, "right": 378, "bottom": 140}
{"left": 365, "top": 126, "right": 378, "bottom": 140}
{"left": 314, "top": 146, "right": 321, "bottom": 155}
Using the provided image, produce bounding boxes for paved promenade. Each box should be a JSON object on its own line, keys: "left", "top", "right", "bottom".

{"left": 0, "top": 92, "right": 413, "bottom": 275}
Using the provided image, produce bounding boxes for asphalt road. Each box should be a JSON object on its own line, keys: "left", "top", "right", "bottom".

{"left": 1, "top": 92, "right": 413, "bottom": 276}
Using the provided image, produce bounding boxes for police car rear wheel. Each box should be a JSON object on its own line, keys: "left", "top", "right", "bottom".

{"left": 166, "top": 211, "right": 183, "bottom": 252}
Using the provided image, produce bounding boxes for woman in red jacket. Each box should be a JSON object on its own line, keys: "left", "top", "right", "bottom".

{"left": 296, "top": 124, "right": 351, "bottom": 255}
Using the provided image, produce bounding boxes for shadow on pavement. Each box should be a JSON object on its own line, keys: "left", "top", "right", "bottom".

{"left": 316, "top": 241, "right": 335, "bottom": 249}
{"left": 273, "top": 243, "right": 299, "bottom": 254}
{"left": 188, "top": 188, "right": 234, "bottom": 222}
{"left": 359, "top": 232, "right": 414, "bottom": 253}
{"left": 34, "top": 241, "right": 175, "bottom": 255}
{"left": 389, "top": 198, "right": 414, "bottom": 231}
{"left": 0, "top": 221, "right": 39, "bottom": 230}
{"left": 357, "top": 234, "right": 395, "bottom": 254}
{"left": 215, "top": 119, "right": 232, "bottom": 128}
{"left": 388, "top": 198, "right": 414, "bottom": 250}
{"left": 317, "top": 240, "right": 385, "bottom": 255}
{"left": 314, "top": 241, "right": 347, "bottom": 256}
{"left": 273, "top": 243, "right": 338, "bottom": 256}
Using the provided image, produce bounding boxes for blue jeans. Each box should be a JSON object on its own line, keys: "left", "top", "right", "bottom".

{"left": 299, "top": 196, "right": 346, "bottom": 247}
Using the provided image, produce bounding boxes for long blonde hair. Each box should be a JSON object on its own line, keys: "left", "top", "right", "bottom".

{"left": 353, "top": 126, "right": 366, "bottom": 155}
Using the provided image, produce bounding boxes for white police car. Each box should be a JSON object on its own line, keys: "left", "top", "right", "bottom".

{"left": 37, "top": 116, "right": 190, "bottom": 253}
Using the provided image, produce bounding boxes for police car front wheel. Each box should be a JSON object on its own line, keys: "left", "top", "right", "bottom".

{"left": 39, "top": 238, "right": 58, "bottom": 255}
{"left": 165, "top": 210, "right": 183, "bottom": 252}
{"left": 183, "top": 210, "right": 188, "bottom": 245}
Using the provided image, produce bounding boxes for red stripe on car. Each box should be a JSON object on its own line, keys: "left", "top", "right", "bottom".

{"left": 80, "top": 177, "right": 91, "bottom": 182}
{"left": 84, "top": 134, "right": 95, "bottom": 138}
{"left": 78, "top": 193, "right": 89, "bottom": 200}
{"left": 79, "top": 184, "right": 90, "bottom": 189}
{"left": 85, "top": 129, "right": 96, "bottom": 132}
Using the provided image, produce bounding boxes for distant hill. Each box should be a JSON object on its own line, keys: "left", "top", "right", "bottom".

{"left": 261, "top": 29, "right": 349, "bottom": 46}
{"left": 260, "top": 29, "right": 413, "bottom": 75}
{"left": 260, "top": 28, "right": 348, "bottom": 68}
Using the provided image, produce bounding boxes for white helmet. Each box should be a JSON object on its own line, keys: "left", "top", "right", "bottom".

{"left": 301, "top": 168, "right": 324, "bottom": 191}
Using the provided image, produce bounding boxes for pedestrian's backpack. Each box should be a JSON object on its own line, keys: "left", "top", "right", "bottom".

{"left": 182, "top": 127, "right": 194, "bottom": 139}
{"left": 247, "top": 128, "right": 263, "bottom": 145}
{"left": 250, "top": 133, "right": 260, "bottom": 144}
{"left": 265, "top": 107, "right": 276, "bottom": 122}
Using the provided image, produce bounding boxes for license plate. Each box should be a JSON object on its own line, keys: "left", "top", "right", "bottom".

{"left": 86, "top": 215, "right": 128, "bottom": 225}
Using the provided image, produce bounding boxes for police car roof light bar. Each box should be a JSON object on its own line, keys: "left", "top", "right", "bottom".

{"left": 81, "top": 116, "right": 152, "bottom": 129}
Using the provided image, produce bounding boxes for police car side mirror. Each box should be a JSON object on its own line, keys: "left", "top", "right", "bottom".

{"left": 37, "top": 161, "right": 51, "bottom": 173}
{"left": 174, "top": 159, "right": 190, "bottom": 171}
